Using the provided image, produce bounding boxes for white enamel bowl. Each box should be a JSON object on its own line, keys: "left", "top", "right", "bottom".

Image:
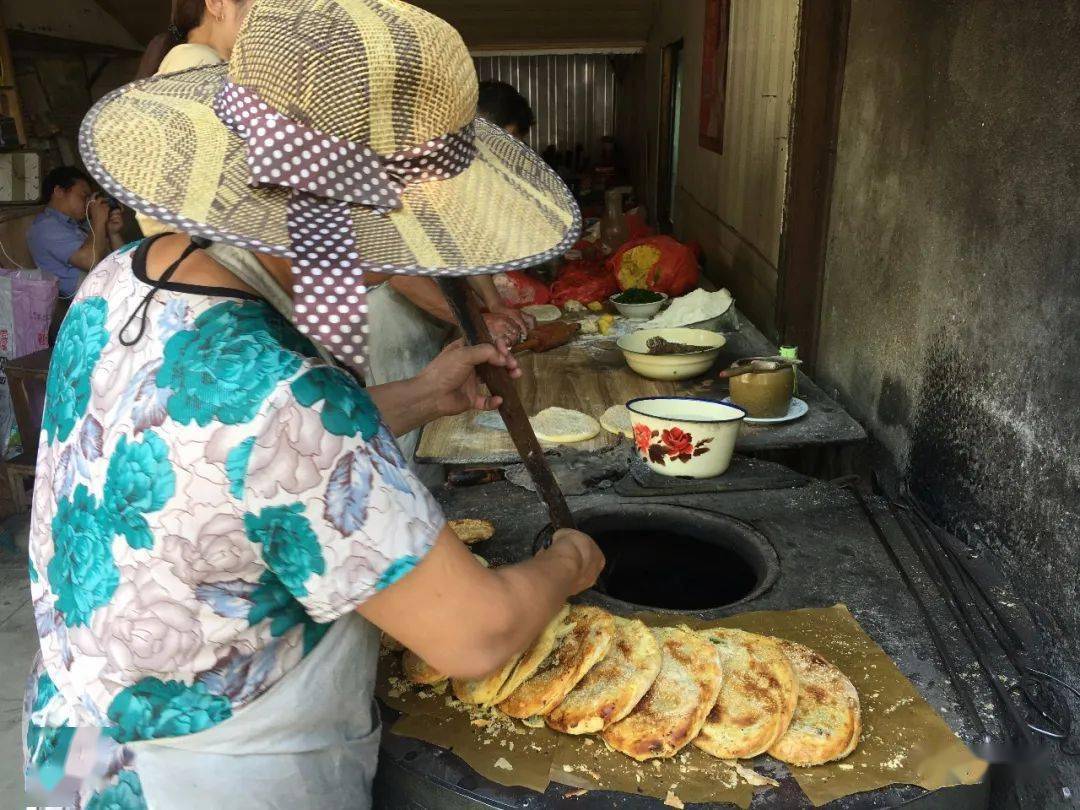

{"left": 626, "top": 397, "right": 745, "bottom": 478}
{"left": 616, "top": 328, "right": 726, "bottom": 380}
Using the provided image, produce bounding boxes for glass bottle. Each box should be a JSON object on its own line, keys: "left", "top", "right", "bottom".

{"left": 599, "top": 189, "right": 629, "bottom": 256}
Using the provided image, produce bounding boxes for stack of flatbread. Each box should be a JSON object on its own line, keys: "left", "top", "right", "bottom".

{"left": 396, "top": 605, "right": 861, "bottom": 768}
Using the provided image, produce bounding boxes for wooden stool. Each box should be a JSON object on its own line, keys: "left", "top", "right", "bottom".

{"left": 1, "top": 347, "right": 51, "bottom": 512}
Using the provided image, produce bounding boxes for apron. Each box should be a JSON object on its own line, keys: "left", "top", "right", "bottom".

{"left": 130, "top": 613, "right": 382, "bottom": 810}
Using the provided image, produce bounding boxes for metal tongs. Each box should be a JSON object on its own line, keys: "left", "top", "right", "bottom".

{"left": 844, "top": 477, "right": 1078, "bottom": 760}
{"left": 896, "top": 489, "right": 1079, "bottom": 748}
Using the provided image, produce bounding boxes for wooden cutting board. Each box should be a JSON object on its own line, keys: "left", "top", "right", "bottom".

{"left": 415, "top": 337, "right": 708, "bottom": 465}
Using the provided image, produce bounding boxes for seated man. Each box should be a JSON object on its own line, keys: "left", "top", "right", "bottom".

{"left": 28, "top": 166, "right": 123, "bottom": 339}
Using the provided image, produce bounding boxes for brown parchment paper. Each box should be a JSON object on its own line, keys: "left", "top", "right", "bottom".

{"left": 377, "top": 604, "right": 986, "bottom": 807}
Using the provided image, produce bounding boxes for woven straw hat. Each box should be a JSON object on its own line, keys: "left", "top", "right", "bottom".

{"left": 79, "top": 0, "right": 580, "bottom": 366}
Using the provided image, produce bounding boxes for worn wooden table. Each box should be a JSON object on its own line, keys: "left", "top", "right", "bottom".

{"left": 416, "top": 311, "right": 866, "bottom": 467}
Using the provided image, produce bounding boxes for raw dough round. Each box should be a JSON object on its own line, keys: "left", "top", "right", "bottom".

{"left": 530, "top": 407, "right": 601, "bottom": 443}
{"left": 599, "top": 404, "right": 634, "bottom": 438}
{"left": 523, "top": 304, "right": 562, "bottom": 323}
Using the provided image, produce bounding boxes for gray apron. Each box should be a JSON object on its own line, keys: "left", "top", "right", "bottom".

{"left": 130, "top": 613, "right": 382, "bottom": 810}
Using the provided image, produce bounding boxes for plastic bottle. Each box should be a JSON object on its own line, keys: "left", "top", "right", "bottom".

{"left": 599, "top": 189, "right": 629, "bottom": 256}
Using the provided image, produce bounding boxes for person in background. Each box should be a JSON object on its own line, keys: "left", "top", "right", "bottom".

{"left": 478, "top": 80, "right": 536, "bottom": 139}
{"left": 135, "top": 0, "right": 251, "bottom": 80}
{"left": 27, "top": 166, "right": 123, "bottom": 342}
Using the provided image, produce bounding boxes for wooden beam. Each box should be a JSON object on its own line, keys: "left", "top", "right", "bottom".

{"left": 0, "top": 10, "right": 27, "bottom": 145}
{"left": 775, "top": 0, "right": 851, "bottom": 372}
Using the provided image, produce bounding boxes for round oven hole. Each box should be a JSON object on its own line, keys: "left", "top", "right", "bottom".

{"left": 591, "top": 528, "right": 758, "bottom": 610}
{"left": 535, "top": 504, "right": 778, "bottom": 613}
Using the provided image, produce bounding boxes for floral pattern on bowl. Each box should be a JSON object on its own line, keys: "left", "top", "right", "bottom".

{"left": 633, "top": 424, "right": 713, "bottom": 466}
{"left": 626, "top": 396, "right": 745, "bottom": 479}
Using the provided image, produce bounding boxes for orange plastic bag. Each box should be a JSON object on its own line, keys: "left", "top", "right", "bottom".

{"left": 610, "top": 236, "right": 700, "bottom": 297}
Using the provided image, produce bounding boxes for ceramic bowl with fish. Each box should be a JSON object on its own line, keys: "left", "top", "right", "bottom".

{"left": 627, "top": 396, "right": 745, "bottom": 478}
{"left": 616, "top": 328, "right": 726, "bottom": 380}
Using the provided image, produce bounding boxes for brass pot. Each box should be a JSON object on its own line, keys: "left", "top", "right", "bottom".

{"left": 727, "top": 362, "right": 794, "bottom": 418}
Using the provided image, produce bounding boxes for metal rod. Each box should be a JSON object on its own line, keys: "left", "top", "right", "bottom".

{"left": 890, "top": 501, "right": 1039, "bottom": 756}
{"left": 901, "top": 492, "right": 1027, "bottom": 652}
{"left": 901, "top": 499, "right": 1072, "bottom": 741}
{"left": 843, "top": 485, "right": 987, "bottom": 737}
{"left": 437, "top": 277, "right": 575, "bottom": 531}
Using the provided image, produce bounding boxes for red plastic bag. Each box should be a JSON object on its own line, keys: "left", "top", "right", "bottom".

{"left": 549, "top": 259, "right": 618, "bottom": 306}
{"left": 493, "top": 271, "right": 550, "bottom": 307}
{"left": 610, "top": 236, "right": 700, "bottom": 297}
{"left": 625, "top": 210, "right": 655, "bottom": 241}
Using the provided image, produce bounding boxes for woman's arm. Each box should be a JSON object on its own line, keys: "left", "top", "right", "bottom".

{"left": 471, "top": 275, "right": 535, "bottom": 334}
{"left": 387, "top": 275, "right": 456, "bottom": 322}
{"left": 366, "top": 339, "right": 521, "bottom": 437}
{"left": 369, "top": 272, "right": 526, "bottom": 344}
{"left": 359, "top": 526, "right": 605, "bottom": 679}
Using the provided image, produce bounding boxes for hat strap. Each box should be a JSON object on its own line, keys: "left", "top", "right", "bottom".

{"left": 211, "top": 81, "right": 477, "bottom": 370}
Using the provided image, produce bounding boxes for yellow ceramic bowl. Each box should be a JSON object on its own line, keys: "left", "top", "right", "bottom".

{"left": 616, "top": 328, "right": 726, "bottom": 380}
{"left": 627, "top": 397, "right": 746, "bottom": 478}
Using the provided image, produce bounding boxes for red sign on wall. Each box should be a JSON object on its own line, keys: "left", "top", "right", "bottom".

{"left": 700, "top": 0, "right": 732, "bottom": 154}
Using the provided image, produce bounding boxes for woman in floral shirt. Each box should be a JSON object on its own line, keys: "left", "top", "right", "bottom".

{"left": 26, "top": 1, "right": 603, "bottom": 808}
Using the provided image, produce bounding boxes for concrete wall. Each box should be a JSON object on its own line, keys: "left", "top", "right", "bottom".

{"left": 644, "top": 0, "right": 800, "bottom": 338}
{"left": 818, "top": 1, "right": 1080, "bottom": 646}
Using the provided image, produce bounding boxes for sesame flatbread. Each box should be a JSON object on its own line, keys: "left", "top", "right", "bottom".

{"left": 546, "top": 617, "right": 661, "bottom": 735}
{"left": 402, "top": 650, "right": 446, "bottom": 687}
{"left": 693, "top": 628, "right": 798, "bottom": 760}
{"left": 452, "top": 652, "right": 525, "bottom": 708}
{"left": 490, "top": 605, "right": 572, "bottom": 705}
{"left": 601, "top": 626, "right": 723, "bottom": 761}
{"left": 499, "top": 606, "right": 614, "bottom": 719}
{"left": 449, "top": 518, "right": 495, "bottom": 544}
{"left": 768, "top": 639, "right": 861, "bottom": 767}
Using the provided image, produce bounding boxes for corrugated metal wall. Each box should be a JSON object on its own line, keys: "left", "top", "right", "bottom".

{"left": 474, "top": 54, "right": 619, "bottom": 161}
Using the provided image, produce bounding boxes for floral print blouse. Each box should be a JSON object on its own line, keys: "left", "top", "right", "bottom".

{"left": 24, "top": 237, "right": 442, "bottom": 803}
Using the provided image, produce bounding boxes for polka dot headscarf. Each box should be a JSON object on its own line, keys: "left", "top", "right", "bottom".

{"left": 213, "top": 81, "right": 477, "bottom": 369}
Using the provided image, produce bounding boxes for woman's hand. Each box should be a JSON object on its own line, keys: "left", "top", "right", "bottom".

{"left": 544, "top": 529, "right": 606, "bottom": 595}
{"left": 483, "top": 311, "right": 526, "bottom": 346}
{"left": 359, "top": 525, "right": 607, "bottom": 680}
{"left": 489, "top": 302, "right": 535, "bottom": 335}
{"left": 418, "top": 338, "right": 522, "bottom": 418}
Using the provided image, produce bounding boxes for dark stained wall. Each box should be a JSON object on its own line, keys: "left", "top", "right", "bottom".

{"left": 818, "top": 0, "right": 1080, "bottom": 649}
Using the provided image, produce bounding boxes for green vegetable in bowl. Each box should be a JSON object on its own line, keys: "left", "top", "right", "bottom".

{"left": 613, "top": 289, "right": 664, "bottom": 304}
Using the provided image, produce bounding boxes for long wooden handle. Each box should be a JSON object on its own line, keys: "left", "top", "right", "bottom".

{"left": 438, "top": 278, "right": 576, "bottom": 531}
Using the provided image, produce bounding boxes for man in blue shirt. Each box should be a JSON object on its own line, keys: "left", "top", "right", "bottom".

{"left": 28, "top": 166, "right": 124, "bottom": 297}
{"left": 28, "top": 166, "right": 124, "bottom": 341}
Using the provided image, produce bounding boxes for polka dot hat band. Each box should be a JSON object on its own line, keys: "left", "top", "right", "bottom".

{"left": 213, "top": 80, "right": 479, "bottom": 364}
{"left": 79, "top": 0, "right": 581, "bottom": 369}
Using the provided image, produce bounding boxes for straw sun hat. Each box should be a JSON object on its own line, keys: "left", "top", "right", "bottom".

{"left": 79, "top": 0, "right": 580, "bottom": 367}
